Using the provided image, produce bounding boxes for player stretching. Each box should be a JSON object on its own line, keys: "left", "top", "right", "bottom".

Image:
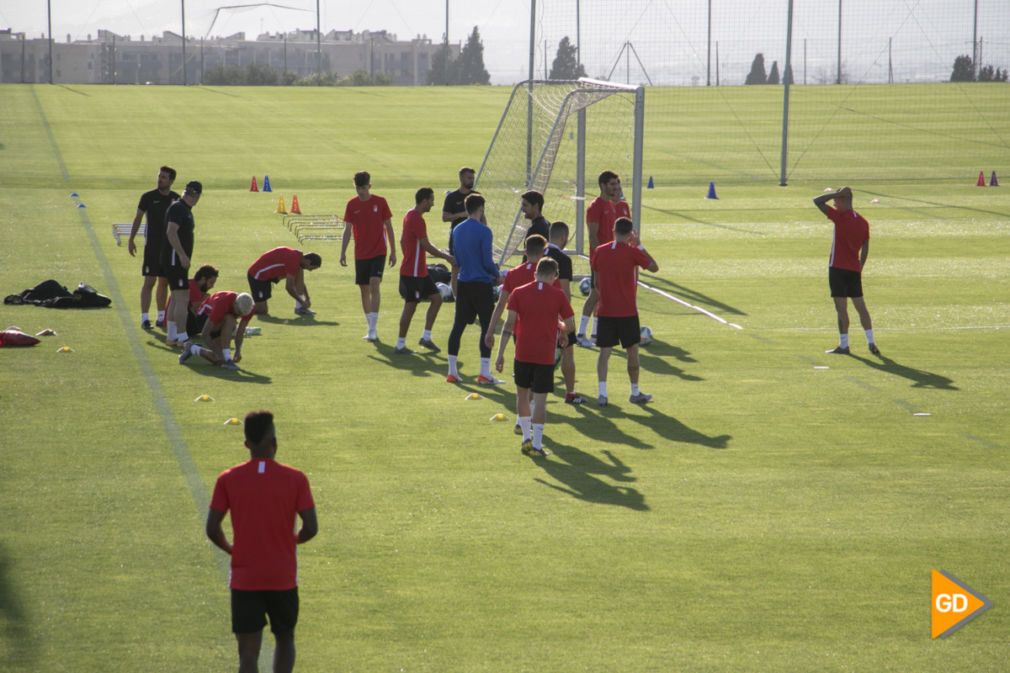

{"left": 247, "top": 247, "right": 322, "bottom": 317}
{"left": 128, "top": 165, "right": 179, "bottom": 330}
{"left": 593, "top": 217, "right": 659, "bottom": 406}
{"left": 340, "top": 171, "right": 396, "bottom": 341}
{"left": 396, "top": 187, "right": 455, "bottom": 354}
{"left": 178, "top": 291, "right": 254, "bottom": 371}
{"left": 545, "top": 221, "right": 585, "bottom": 404}
{"left": 814, "top": 186, "right": 880, "bottom": 355}
{"left": 486, "top": 257, "right": 576, "bottom": 458}
{"left": 578, "top": 170, "right": 630, "bottom": 347}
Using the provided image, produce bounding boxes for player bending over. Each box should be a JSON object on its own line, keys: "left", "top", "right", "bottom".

{"left": 179, "top": 291, "right": 254, "bottom": 371}
{"left": 247, "top": 247, "right": 321, "bottom": 316}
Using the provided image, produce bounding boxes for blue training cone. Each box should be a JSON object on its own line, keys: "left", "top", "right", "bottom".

{"left": 991, "top": 171, "right": 1000, "bottom": 187}
{"left": 262, "top": 175, "right": 272, "bottom": 192}
{"left": 706, "top": 181, "right": 718, "bottom": 199}
{"left": 647, "top": 176, "right": 655, "bottom": 189}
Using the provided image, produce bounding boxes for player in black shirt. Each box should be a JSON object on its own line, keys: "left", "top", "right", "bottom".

{"left": 520, "top": 190, "right": 551, "bottom": 242}
{"left": 545, "top": 220, "right": 585, "bottom": 404}
{"left": 129, "top": 166, "right": 179, "bottom": 330}
{"left": 163, "top": 180, "right": 203, "bottom": 346}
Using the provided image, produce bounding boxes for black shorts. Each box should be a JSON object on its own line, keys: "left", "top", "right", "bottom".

{"left": 558, "top": 330, "right": 576, "bottom": 350}
{"left": 399, "top": 275, "right": 439, "bottom": 303}
{"left": 142, "top": 243, "right": 164, "bottom": 277}
{"left": 829, "top": 267, "right": 863, "bottom": 298}
{"left": 355, "top": 256, "right": 386, "bottom": 285}
{"left": 186, "top": 311, "right": 207, "bottom": 337}
{"left": 454, "top": 281, "right": 495, "bottom": 325}
{"left": 248, "top": 274, "right": 277, "bottom": 302}
{"left": 514, "top": 360, "right": 555, "bottom": 394}
{"left": 165, "top": 265, "right": 189, "bottom": 291}
{"left": 597, "top": 315, "right": 640, "bottom": 349}
{"left": 231, "top": 587, "right": 299, "bottom": 635}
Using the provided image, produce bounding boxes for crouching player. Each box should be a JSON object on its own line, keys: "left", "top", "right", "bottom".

{"left": 179, "top": 291, "right": 254, "bottom": 371}
{"left": 486, "top": 258, "right": 575, "bottom": 458}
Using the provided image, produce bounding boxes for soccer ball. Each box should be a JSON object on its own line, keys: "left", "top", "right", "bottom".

{"left": 436, "top": 282, "right": 454, "bottom": 302}
{"left": 639, "top": 326, "right": 653, "bottom": 346}
{"left": 578, "top": 277, "right": 592, "bottom": 296}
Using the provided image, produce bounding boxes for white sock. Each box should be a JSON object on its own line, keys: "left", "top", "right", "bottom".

{"left": 865, "top": 329, "right": 875, "bottom": 344}
{"left": 142, "top": 312, "right": 150, "bottom": 323}
{"left": 166, "top": 321, "right": 177, "bottom": 341}
{"left": 631, "top": 382, "right": 640, "bottom": 396}
{"left": 599, "top": 381, "right": 607, "bottom": 397}
{"left": 578, "top": 315, "right": 590, "bottom": 336}
{"left": 839, "top": 333, "right": 850, "bottom": 348}
{"left": 222, "top": 348, "right": 231, "bottom": 361}
{"left": 532, "top": 423, "right": 544, "bottom": 449}
{"left": 448, "top": 355, "right": 458, "bottom": 377}
{"left": 396, "top": 337, "right": 406, "bottom": 349}
{"left": 518, "top": 416, "right": 532, "bottom": 440}
{"left": 422, "top": 329, "right": 432, "bottom": 341}
{"left": 480, "top": 358, "right": 491, "bottom": 378}
{"left": 295, "top": 300, "right": 303, "bottom": 310}
{"left": 367, "top": 312, "right": 378, "bottom": 331}
{"left": 592, "top": 318, "right": 598, "bottom": 337}
{"left": 529, "top": 399, "right": 536, "bottom": 417}
{"left": 157, "top": 310, "right": 165, "bottom": 322}
{"left": 177, "top": 332, "right": 188, "bottom": 344}
{"left": 189, "top": 343, "right": 202, "bottom": 356}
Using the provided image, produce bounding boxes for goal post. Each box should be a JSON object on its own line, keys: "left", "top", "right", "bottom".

{"left": 475, "top": 77, "right": 645, "bottom": 271}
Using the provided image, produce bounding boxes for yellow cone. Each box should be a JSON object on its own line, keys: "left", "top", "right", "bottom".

{"left": 195, "top": 394, "right": 214, "bottom": 402}
{"left": 275, "top": 195, "right": 287, "bottom": 214}
{"left": 489, "top": 412, "right": 506, "bottom": 421}
{"left": 223, "top": 417, "right": 240, "bottom": 425}
{"left": 465, "top": 392, "right": 481, "bottom": 400}
{"left": 57, "top": 346, "right": 74, "bottom": 353}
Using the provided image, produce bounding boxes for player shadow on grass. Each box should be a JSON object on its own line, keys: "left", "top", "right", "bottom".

{"left": 575, "top": 402, "right": 731, "bottom": 450}
{"left": 0, "top": 543, "right": 37, "bottom": 666}
{"left": 533, "top": 436, "right": 649, "bottom": 511}
{"left": 254, "top": 314, "right": 339, "bottom": 327}
{"left": 849, "top": 353, "right": 958, "bottom": 390}
{"left": 185, "top": 363, "right": 272, "bottom": 384}
{"left": 637, "top": 346, "right": 704, "bottom": 381}
{"left": 367, "top": 342, "right": 446, "bottom": 378}
{"left": 553, "top": 404, "right": 654, "bottom": 449}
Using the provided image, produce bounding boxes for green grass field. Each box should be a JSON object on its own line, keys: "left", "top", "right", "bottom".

{"left": 1, "top": 82, "right": 1008, "bottom": 672}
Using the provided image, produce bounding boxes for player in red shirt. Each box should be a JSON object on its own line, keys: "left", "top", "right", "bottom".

{"left": 578, "top": 170, "right": 630, "bottom": 347}
{"left": 395, "top": 187, "right": 455, "bottom": 354}
{"left": 486, "top": 258, "right": 575, "bottom": 457}
{"left": 178, "top": 291, "right": 254, "bottom": 371}
{"left": 592, "top": 217, "right": 659, "bottom": 406}
{"left": 339, "top": 171, "right": 396, "bottom": 341}
{"left": 164, "top": 264, "right": 218, "bottom": 339}
{"left": 814, "top": 186, "right": 879, "bottom": 356}
{"left": 247, "top": 247, "right": 321, "bottom": 317}
{"left": 207, "top": 410, "right": 317, "bottom": 673}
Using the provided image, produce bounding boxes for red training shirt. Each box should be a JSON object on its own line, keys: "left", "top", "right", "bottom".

{"left": 210, "top": 458, "right": 315, "bottom": 590}
{"left": 249, "top": 247, "right": 302, "bottom": 281}
{"left": 344, "top": 195, "right": 393, "bottom": 260}
{"left": 197, "top": 291, "right": 254, "bottom": 325}
{"left": 399, "top": 209, "right": 429, "bottom": 277}
{"left": 586, "top": 196, "right": 631, "bottom": 258}
{"left": 591, "top": 241, "right": 652, "bottom": 318}
{"left": 826, "top": 207, "right": 869, "bottom": 272}
{"left": 507, "top": 281, "right": 574, "bottom": 365}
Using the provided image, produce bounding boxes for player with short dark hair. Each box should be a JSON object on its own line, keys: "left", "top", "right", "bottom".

{"left": 178, "top": 291, "right": 254, "bottom": 371}
{"left": 129, "top": 166, "right": 179, "bottom": 330}
{"left": 592, "top": 217, "right": 659, "bottom": 406}
{"left": 247, "top": 247, "right": 322, "bottom": 317}
{"left": 545, "top": 221, "right": 585, "bottom": 404}
{"left": 163, "top": 180, "right": 202, "bottom": 347}
{"left": 578, "top": 170, "right": 630, "bottom": 347}
{"left": 340, "top": 171, "right": 396, "bottom": 341}
{"left": 520, "top": 190, "right": 550, "bottom": 243}
{"left": 486, "top": 257, "right": 576, "bottom": 457}
{"left": 165, "top": 263, "right": 218, "bottom": 339}
{"left": 442, "top": 167, "right": 477, "bottom": 255}
{"left": 814, "top": 186, "right": 879, "bottom": 355}
{"left": 395, "top": 187, "right": 455, "bottom": 354}
{"left": 206, "top": 409, "right": 317, "bottom": 673}
{"left": 446, "top": 193, "right": 503, "bottom": 384}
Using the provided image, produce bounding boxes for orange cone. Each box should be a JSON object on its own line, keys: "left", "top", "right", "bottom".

{"left": 291, "top": 194, "right": 302, "bottom": 214}
{"left": 977, "top": 171, "right": 986, "bottom": 186}
{"left": 275, "top": 196, "right": 287, "bottom": 214}
{"left": 250, "top": 176, "right": 259, "bottom": 192}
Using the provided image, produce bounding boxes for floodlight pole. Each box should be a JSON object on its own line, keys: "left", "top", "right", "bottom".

{"left": 47, "top": 0, "right": 53, "bottom": 83}
{"left": 316, "top": 0, "right": 321, "bottom": 86}
{"left": 527, "top": 0, "right": 535, "bottom": 185}
{"left": 836, "top": 0, "right": 842, "bottom": 84}
{"left": 779, "top": 0, "right": 794, "bottom": 186}
{"left": 444, "top": 0, "right": 449, "bottom": 85}
{"left": 972, "top": 0, "right": 979, "bottom": 79}
{"left": 706, "top": 0, "right": 712, "bottom": 86}
{"left": 181, "top": 0, "right": 187, "bottom": 85}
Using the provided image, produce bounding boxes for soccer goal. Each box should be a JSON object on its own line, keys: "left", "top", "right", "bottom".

{"left": 475, "top": 78, "right": 644, "bottom": 271}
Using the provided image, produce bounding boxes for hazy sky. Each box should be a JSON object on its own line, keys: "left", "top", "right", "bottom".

{"left": 2, "top": 1, "right": 1006, "bottom": 84}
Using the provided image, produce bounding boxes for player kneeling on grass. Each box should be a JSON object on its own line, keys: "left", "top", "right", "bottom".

{"left": 593, "top": 217, "right": 659, "bottom": 406}
{"left": 485, "top": 258, "right": 576, "bottom": 458}
{"left": 179, "top": 291, "right": 254, "bottom": 371}
{"left": 247, "top": 247, "right": 322, "bottom": 317}
{"left": 165, "top": 264, "right": 218, "bottom": 339}
{"left": 395, "top": 187, "right": 455, "bottom": 354}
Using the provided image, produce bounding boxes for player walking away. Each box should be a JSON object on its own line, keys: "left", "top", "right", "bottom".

{"left": 206, "top": 410, "right": 317, "bottom": 673}
{"left": 164, "top": 264, "right": 218, "bottom": 341}
{"left": 396, "top": 187, "right": 456, "bottom": 354}
{"left": 814, "top": 186, "right": 880, "bottom": 356}
{"left": 129, "top": 166, "right": 179, "bottom": 330}
{"left": 578, "top": 170, "right": 630, "bottom": 347}
{"left": 545, "top": 221, "right": 585, "bottom": 404}
{"left": 179, "top": 291, "right": 254, "bottom": 371}
{"left": 340, "top": 171, "right": 396, "bottom": 341}
{"left": 486, "top": 258, "right": 576, "bottom": 458}
{"left": 520, "top": 190, "right": 551, "bottom": 242}
{"left": 593, "top": 217, "right": 659, "bottom": 406}
{"left": 446, "top": 194, "right": 503, "bottom": 384}
{"left": 247, "top": 247, "right": 322, "bottom": 317}
{"left": 163, "top": 180, "right": 202, "bottom": 347}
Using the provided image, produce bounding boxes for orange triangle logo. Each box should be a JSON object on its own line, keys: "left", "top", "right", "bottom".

{"left": 931, "top": 569, "right": 992, "bottom": 638}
